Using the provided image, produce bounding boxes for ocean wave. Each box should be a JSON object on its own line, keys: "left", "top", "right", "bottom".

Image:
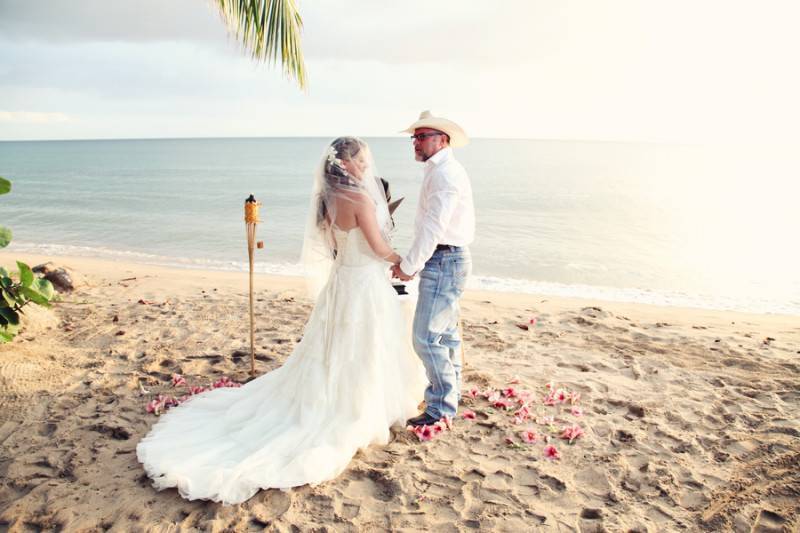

{"left": 468, "top": 275, "right": 800, "bottom": 316}
{"left": 6, "top": 241, "right": 303, "bottom": 277}
{"left": 6, "top": 241, "right": 799, "bottom": 316}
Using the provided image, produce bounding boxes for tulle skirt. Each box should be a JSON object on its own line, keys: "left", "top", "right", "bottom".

{"left": 136, "top": 262, "right": 426, "bottom": 504}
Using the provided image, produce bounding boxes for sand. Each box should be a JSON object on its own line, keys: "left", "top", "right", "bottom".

{"left": 1, "top": 251, "right": 798, "bottom": 532}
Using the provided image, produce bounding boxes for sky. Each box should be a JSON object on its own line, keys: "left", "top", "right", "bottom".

{"left": 1, "top": 0, "right": 799, "bottom": 142}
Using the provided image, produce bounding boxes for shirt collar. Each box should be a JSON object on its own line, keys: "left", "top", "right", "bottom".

{"left": 425, "top": 146, "right": 452, "bottom": 168}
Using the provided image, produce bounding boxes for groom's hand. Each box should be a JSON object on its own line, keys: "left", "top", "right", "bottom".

{"left": 391, "top": 264, "right": 414, "bottom": 281}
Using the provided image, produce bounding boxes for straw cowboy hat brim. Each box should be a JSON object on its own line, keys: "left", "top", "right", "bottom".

{"left": 402, "top": 110, "right": 469, "bottom": 148}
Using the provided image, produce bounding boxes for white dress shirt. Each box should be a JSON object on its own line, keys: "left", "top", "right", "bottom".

{"left": 400, "top": 147, "right": 475, "bottom": 275}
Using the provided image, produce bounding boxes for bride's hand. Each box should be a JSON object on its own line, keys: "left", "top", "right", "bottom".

{"left": 383, "top": 251, "right": 402, "bottom": 264}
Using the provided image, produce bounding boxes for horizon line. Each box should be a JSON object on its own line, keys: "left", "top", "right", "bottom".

{"left": 0, "top": 134, "right": 684, "bottom": 146}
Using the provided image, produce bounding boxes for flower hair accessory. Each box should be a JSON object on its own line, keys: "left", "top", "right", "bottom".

{"left": 326, "top": 146, "right": 343, "bottom": 168}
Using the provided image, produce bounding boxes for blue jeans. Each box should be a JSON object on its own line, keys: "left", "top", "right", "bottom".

{"left": 413, "top": 246, "right": 471, "bottom": 419}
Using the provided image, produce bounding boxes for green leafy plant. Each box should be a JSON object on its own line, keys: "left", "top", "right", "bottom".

{"left": 214, "top": 0, "right": 307, "bottom": 90}
{"left": 0, "top": 177, "right": 11, "bottom": 248}
{"left": 0, "top": 263, "right": 55, "bottom": 342}
{"left": 0, "top": 176, "right": 55, "bottom": 342}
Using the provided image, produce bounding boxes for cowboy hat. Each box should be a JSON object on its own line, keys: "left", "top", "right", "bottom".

{"left": 402, "top": 110, "right": 469, "bottom": 148}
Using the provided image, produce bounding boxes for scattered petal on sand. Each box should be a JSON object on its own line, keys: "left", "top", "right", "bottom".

{"left": 145, "top": 398, "right": 162, "bottom": 415}
{"left": 441, "top": 415, "right": 453, "bottom": 430}
{"left": 492, "top": 398, "right": 515, "bottom": 410}
{"left": 544, "top": 444, "right": 561, "bottom": 459}
{"left": 417, "top": 425, "right": 434, "bottom": 441}
{"left": 560, "top": 424, "right": 584, "bottom": 443}
{"left": 571, "top": 406, "right": 583, "bottom": 417}
{"left": 171, "top": 374, "right": 186, "bottom": 387}
{"left": 513, "top": 406, "right": 531, "bottom": 422}
{"left": 521, "top": 429, "right": 538, "bottom": 443}
{"left": 543, "top": 392, "right": 557, "bottom": 406}
{"left": 461, "top": 409, "right": 477, "bottom": 420}
{"left": 211, "top": 376, "right": 241, "bottom": 389}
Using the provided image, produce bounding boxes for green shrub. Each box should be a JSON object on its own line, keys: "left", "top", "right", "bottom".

{"left": 0, "top": 176, "right": 55, "bottom": 342}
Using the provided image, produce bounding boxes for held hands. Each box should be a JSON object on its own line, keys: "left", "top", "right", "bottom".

{"left": 391, "top": 263, "right": 414, "bottom": 282}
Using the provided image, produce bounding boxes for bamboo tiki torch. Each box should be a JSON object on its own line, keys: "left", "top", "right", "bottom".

{"left": 244, "top": 195, "right": 262, "bottom": 376}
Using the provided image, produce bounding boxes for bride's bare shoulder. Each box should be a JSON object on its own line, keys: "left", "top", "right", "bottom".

{"left": 336, "top": 192, "right": 372, "bottom": 210}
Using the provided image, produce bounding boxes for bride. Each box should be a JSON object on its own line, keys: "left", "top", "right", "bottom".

{"left": 137, "top": 137, "right": 426, "bottom": 505}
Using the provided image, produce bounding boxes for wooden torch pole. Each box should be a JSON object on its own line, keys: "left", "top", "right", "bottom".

{"left": 244, "top": 195, "right": 261, "bottom": 377}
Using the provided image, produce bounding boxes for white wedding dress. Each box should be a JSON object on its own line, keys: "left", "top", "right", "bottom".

{"left": 136, "top": 227, "right": 426, "bottom": 504}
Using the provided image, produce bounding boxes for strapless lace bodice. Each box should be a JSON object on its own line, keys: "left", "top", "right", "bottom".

{"left": 332, "top": 227, "right": 382, "bottom": 268}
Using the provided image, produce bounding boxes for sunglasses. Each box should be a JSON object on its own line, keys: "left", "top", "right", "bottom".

{"left": 410, "top": 132, "right": 445, "bottom": 142}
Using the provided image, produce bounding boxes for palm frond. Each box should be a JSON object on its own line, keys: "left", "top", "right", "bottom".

{"left": 214, "top": 0, "right": 307, "bottom": 90}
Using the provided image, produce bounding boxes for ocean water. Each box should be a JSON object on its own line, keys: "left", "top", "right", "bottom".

{"left": 1, "top": 137, "right": 798, "bottom": 315}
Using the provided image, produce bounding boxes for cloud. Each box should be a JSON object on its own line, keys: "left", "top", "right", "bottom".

{"left": 0, "top": 111, "right": 69, "bottom": 123}
{"left": 0, "top": 0, "right": 227, "bottom": 44}
{"left": 0, "top": 0, "right": 551, "bottom": 67}
{"left": 1, "top": 0, "right": 798, "bottom": 142}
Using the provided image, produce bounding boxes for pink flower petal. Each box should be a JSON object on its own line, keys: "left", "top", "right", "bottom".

{"left": 571, "top": 406, "right": 583, "bottom": 417}
{"left": 521, "top": 429, "right": 538, "bottom": 443}
{"left": 418, "top": 425, "right": 434, "bottom": 441}
{"left": 440, "top": 415, "right": 453, "bottom": 430}
{"left": 544, "top": 444, "right": 561, "bottom": 460}
{"left": 408, "top": 424, "right": 437, "bottom": 442}
{"left": 502, "top": 387, "right": 517, "bottom": 398}
{"left": 171, "top": 374, "right": 186, "bottom": 387}
{"left": 517, "top": 390, "right": 532, "bottom": 403}
{"left": 492, "top": 399, "right": 514, "bottom": 410}
{"left": 560, "top": 424, "right": 585, "bottom": 443}
{"left": 508, "top": 376, "right": 521, "bottom": 384}
{"left": 461, "top": 410, "right": 477, "bottom": 420}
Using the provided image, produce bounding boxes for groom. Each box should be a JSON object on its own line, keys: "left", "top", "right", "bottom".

{"left": 392, "top": 110, "right": 476, "bottom": 427}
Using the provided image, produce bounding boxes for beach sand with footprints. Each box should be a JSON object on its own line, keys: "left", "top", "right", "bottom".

{"left": 1, "top": 252, "right": 798, "bottom": 531}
